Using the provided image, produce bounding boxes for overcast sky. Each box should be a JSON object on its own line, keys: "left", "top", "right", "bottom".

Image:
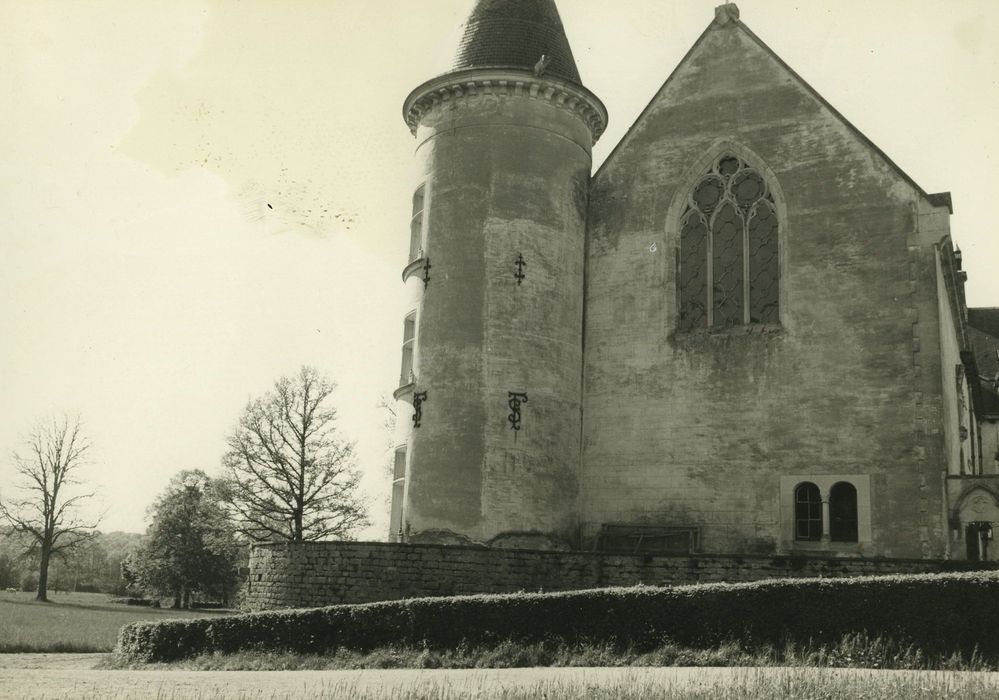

{"left": 2, "top": 0, "right": 997, "bottom": 537}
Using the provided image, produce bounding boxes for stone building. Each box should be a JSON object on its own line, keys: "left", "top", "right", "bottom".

{"left": 389, "top": 0, "right": 999, "bottom": 562}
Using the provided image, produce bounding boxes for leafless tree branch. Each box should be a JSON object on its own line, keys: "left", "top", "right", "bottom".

{"left": 0, "top": 415, "right": 101, "bottom": 601}
{"left": 220, "top": 366, "right": 369, "bottom": 542}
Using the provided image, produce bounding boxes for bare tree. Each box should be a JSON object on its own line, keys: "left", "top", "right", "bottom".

{"left": 377, "top": 391, "right": 398, "bottom": 478}
{"left": 377, "top": 392, "right": 397, "bottom": 438}
{"left": 221, "top": 366, "right": 368, "bottom": 542}
{"left": 0, "top": 416, "right": 101, "bottom": 601}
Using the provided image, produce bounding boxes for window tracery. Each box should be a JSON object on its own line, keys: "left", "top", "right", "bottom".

{"left": 678, "top": 154, "right": 779, "bottom": 330}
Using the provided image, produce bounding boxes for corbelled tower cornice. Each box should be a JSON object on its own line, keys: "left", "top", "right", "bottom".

{"left": 403, "top": 68, "right": 607, "bottom": 142}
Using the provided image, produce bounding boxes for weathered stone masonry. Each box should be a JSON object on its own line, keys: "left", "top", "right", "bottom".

{"left": 383, "top": 0, "right": 999, "bottom": 565}
{"left": 243, "top": 541, "right": 997, "bottom": 611}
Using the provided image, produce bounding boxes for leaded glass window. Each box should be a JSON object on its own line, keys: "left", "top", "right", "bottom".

{"left": 678, "top": 155, "right": 779, "bottom": 330}
{"left": 794, "top": 482, "right": 822, "bottom": 542}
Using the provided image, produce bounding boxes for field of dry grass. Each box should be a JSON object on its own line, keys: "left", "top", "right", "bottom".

{"left": 0, "top": 590, "right": 229, "bottom": 652}
{"left": 2, "top": 665, "right": 999, "bottom": 699}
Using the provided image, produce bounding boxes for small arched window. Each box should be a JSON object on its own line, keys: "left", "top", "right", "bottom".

{"left": 794, "top": 482, "right": 822, "bottom": 542}
{"left": 829, "top": 482, "right": 858, "bottom": 543}
{"left": 678, "top": 154, "right": 779, "bottom": 330}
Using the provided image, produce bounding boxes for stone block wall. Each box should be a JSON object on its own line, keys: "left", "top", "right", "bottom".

{"left": 580, "top": 10, "right": 951, "bottom": 558}
{"left": 243, "top": 541, "right": 997, "bottom": 611}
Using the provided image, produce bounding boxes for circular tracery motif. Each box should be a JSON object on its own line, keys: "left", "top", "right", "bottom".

{"left": 678, "top": 154, "right": 780, "bottom": 331}
{"left": 718, "top": 156, "right": 740, "bottom": 177}
{"left": 693, "top": 177, "right": 723, "bottom": 213}
{"left": 733, "top": 171, "right": 766, "bottom": 209}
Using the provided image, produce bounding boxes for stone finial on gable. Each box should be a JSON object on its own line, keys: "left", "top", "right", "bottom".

{"left": 714, "top": 3, "right": 740, "bottom": 25}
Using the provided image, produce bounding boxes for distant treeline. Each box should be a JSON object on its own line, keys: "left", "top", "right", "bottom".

{"left": 0, "top": 527, "right": 144, "bottom": 594}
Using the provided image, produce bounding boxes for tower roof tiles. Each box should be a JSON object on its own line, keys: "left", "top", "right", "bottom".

{"left": 450, "top": 0, "right": 582, "bottom": 85}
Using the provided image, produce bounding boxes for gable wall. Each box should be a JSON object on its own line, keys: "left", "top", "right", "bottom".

{"left": 580, "top": 21, "right": 949, "bottom": 557}
{"left": 936, "top": 246, "right": 974, "bottom": 478}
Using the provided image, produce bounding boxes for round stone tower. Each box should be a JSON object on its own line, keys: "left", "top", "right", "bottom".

{"left": 392, "top": 0, "right": 606, "bottom": 549}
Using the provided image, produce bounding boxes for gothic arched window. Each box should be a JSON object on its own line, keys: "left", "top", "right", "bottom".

{"left": 678, "top": 154, "right": 779, "bottom": 330}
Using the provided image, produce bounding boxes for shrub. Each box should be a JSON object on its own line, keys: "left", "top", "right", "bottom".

{"left": 116, "top": 571, "right": 999, "bottom": 662}
{"left": 109, "top": 597, "right": 156, "bottom": 607}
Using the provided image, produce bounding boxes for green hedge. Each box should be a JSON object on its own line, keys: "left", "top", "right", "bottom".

{"left": 109, "top": 597, "right": 158, "bottom": 607}
{"left": 117, "top": 571, "right": 999, "bottom": 662}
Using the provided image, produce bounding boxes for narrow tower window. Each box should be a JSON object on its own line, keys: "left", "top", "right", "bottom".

{"left": 678, "top": 155, "right": 779, "bottom": 330}
{"left": 794, "top": 482, "right": 822, "bottom": 542}
{"left": 409, "top": 185, "right": 425, "bottom": 262}
{"left": 400, "top": 312, "right": 416, "bottom": 386}
{"left": 829, "top": 482, "right": 858, "bottom": 543}
{"left": 389, "top": 447, "right": 406, "bottom": 541}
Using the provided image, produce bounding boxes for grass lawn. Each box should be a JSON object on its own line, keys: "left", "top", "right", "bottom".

{"left": 0, "top": 590, "right": 231, "bottom": 653}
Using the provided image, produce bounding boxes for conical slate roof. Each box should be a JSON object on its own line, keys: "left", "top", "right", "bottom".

{"left": 450, "top": 0, "right": 582, "bottom": 85}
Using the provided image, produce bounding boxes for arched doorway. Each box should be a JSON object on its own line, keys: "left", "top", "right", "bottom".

{"left": 956, "top": 488, "right": 999, "bottom": 561}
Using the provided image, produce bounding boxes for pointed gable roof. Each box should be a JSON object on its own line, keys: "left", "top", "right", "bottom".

{"left": 594, "top": 3, "right": 952, "bottom": 212}
{"left": 450, "top": 0, "right": 582, "bottom": 85}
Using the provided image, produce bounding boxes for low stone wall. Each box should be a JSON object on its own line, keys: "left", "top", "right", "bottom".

{"left": 243, "top": 540, "right": 998, "bottom": 611}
